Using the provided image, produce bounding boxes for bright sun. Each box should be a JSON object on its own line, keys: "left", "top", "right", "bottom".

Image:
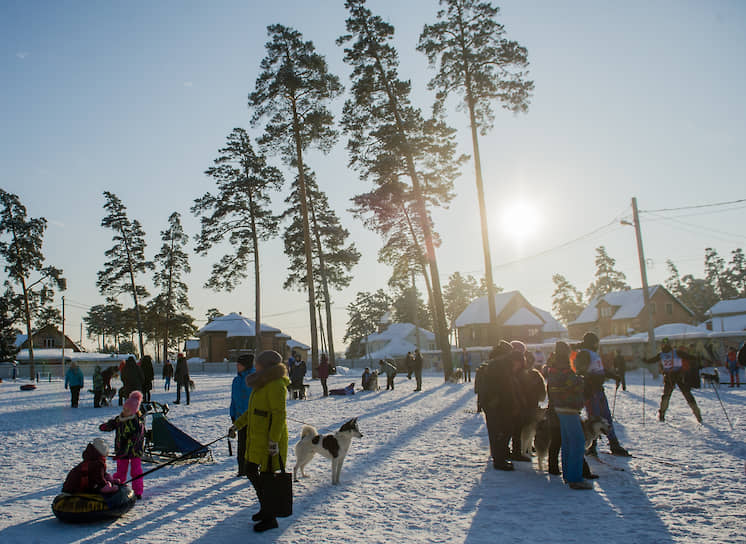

{"left": 496, "top": 199, "right": 542, "bottom": 244}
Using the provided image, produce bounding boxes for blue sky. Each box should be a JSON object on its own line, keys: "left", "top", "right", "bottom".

{"left": 2, "top": 0, "right": 745, "bottom": 351}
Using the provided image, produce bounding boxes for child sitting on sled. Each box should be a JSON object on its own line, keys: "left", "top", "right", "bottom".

{"left": 62, "top": 438, "right": 119, "bottom": 494}
{"left": 100, "top": 390, "right": 146, "bottom": 499}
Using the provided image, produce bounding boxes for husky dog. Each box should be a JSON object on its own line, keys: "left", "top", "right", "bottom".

{"left": 582, "top": 417, "right": 610, "bottom": 450}
{"left": 521, "top": 406, "right": 547, "bottom": 458}
{"left": 700, "top": 368, "right": 720, "bottom": 387}
{"left": 447, "top": 368, "right": 464, "bottom": 384}
{"left": 534, "top": 415, "right": 610, "bottom": 472}
{"left": 293, "top": 418, "right": 363, "bottom": 484}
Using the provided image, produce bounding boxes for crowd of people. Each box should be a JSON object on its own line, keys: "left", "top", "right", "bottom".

{"left": 475, "top": 333, "right": 631, "bottom": 490}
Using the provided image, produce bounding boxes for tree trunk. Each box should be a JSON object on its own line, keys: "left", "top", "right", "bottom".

{"left": 308, "top": 196, "right": 336, "bottom": 368}
{"left": 247, "top": 189, "right": 263, "bottom": 354}
{"left": 120, "top": 227, "right": 145, "bottom": 357}
{"left": 21, "top": 277, "right": 34, "bottom": 379}
{"left": 290, "top": 100, "right": 319, "bottom": 370}
{"left": 364, "top": 40, "right": 452, "bottom": 378}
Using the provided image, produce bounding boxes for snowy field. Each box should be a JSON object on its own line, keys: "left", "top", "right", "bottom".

{"left": 0, "top": 369, "right": 744, "bottom": 544}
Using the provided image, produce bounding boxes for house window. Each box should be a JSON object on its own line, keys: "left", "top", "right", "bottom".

{"left": 666, "top": 303, "right": 673, "bottom": 315}
{"left": 650, "top": 303, "right": 656, "bottom": 315}
{"left": 600, "top": 307, "right": 612, "bottom": 318}
{"left": 528, "top": 327, "right": 540, "bottom": 337}
{"left": 44, "top": 337, "right": 55, "bottom": 348}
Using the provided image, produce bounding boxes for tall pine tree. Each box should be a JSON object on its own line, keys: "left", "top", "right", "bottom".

{"left": 551, "top": 273, "right": 585, "bottom": 325}
{"left": 97, "top": 192, "right": 152, "bottom": 357}
{"left": 282, "top": 168, "right": 360, "bottom": 367}
{"left": 250, "top": 24, "right": 343, "bottom": 369}
{"left": 0, "top": 287, "right": 20, "bottom": 362}
{"left": 585, "top": 246, "right": 629, "bottom": 301}
{"left": 193, "top": 128, "right": 282, "bottom": 354}
{"left": 0, "top": 190, "right": 65, "bottom": 377}
{"left": 419, "top": 0, "right": 533, "bottom": 340}
{"left": 153, "top": 212, "right": 193, "bottom": 362}
{"left": 338, "top": 0, "right": 466, "bottom": 377}
{"left": 343, "top": 289, "right": 392, "bottom": 359}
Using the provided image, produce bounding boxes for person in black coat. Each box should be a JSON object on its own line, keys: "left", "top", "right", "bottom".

{"left": 613, "top": 350, "right": 627, "bottom": 391}
{"left": 140, "top": 355, "right": 154, "bottom": 403}
{"left": 477, "top": 341, "right": 520, "bottom": 471}
{"left": 120, "top": 356, "right": 145, "bottom": 405}
{"left": 174, "top": 353, "right": 190, "bottom": 405}
{"left": 413, "top": 349, "right": 424, "bottom": 392}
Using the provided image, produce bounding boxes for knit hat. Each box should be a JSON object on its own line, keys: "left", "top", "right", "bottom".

{"left": 510, "top": 340, "right": 527, "bottom": 353}
{"left": 123, "top": 390, "right": 143, "bottom": 415}
{"left": 582, "top": 331, "right": 599, "bottom": 349}
{"left": 237, "top": 353, "right": 254, "bottom": 370}
{"left": 256, "top": 350, "right": 282, "bottom": 367}
{"left": 92, "top": 437, "right": 108, "bottom": 457}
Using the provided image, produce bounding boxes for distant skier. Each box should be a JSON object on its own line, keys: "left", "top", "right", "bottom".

{"left": 645, "top": 338, "right": 702, "bottom": 423}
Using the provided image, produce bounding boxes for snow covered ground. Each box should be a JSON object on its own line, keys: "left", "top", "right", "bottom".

{"left": 0, "top": 369, "right": 744, "bottom": 543}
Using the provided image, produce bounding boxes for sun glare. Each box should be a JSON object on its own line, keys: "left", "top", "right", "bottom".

{"left": 496, "top": 199, "right": 542, "bottom": 244}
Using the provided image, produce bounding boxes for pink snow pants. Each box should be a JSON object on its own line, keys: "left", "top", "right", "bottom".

{"left": 115, "top": 458, "right": 143, "bottom": 496}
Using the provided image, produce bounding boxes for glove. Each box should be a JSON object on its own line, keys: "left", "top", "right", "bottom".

{"left": 268, "top": 441, "right": 279, "bottom": 456}
{"left": 228, "top": 425, "right": 237, "bottom": 439}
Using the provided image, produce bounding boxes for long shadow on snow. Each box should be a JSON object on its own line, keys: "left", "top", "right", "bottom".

{"left": 461, "top": 458, "right": 675, "bottom": 544}
{"left": 192, "top": 385, "right": 475, "bottom": 543}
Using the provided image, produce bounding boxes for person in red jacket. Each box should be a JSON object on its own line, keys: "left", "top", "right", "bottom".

{"left": 62, "top": 438, "right": 118, "bottom": 494}
{"left": 318, "top": 353, "right": 330, "bottom": 397}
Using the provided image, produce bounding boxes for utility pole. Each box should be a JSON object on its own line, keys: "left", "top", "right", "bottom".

{"left": 61, "top": 295, "right": 66, "bottom": 377}
{"left": 631, "top": 197, "right": 655, "bottom": 355}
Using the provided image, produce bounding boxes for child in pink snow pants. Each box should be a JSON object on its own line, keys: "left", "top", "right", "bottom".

{"left": 100, "top": 390, "right": 146, "bottom": 499}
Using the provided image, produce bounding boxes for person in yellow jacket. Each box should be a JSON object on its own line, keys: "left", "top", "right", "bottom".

{"left": 229, "top": 350, "right": 289, "bottom": 533}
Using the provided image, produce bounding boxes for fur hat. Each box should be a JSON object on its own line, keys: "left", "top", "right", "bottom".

{"left": 92, "top": 437, "right": 108, "bottom": 457}
{"left": 256, "top": 350, "right": 282, "bottom": 367}
{"left": 123, "top": 390, "right": 143, "bottom": 415}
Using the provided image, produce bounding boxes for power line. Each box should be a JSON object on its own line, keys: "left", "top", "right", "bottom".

{"left": 645, "top": 211, "right": 744, "bottom": 243}
{"left": 641, "top": 198, "right": 746, "bottom": 214}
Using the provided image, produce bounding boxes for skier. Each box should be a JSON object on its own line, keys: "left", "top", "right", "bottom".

{"left": 645, "top": 338, "right": 703, "bottom": 423}
{"left": 573, "top": 332, "right": 631, "bottom": 456}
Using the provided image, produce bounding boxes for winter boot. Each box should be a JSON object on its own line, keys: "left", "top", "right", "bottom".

{"left": 493, "top": 459, "right": 515, "bottom": 471}
{"left": 568, "top": 480, "right": 593, "bottom": 490}
{"left": 609, "top": 438, "right": 631, "bottom": 457}
{"left": 253, "top": 518, "right": 278, "bottom": 532}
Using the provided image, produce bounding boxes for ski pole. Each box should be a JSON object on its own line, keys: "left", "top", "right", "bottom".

{"left": 642, "top": 364, "right": 646, "bottom": 426}
{"left": 711, "top": 381, "right": 734, "bottom": 431}
{"left": 124, "top": 434, "right": 228, "bottom": 485}
{"left": 612, "top": 384, "right": 618, "bottom": 420}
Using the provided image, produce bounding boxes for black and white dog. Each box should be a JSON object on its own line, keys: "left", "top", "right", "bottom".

{"left": 293, "top": 418, "right": 363, "bottom": 484}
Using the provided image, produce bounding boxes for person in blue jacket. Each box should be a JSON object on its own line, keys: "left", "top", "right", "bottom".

{"left": 230, "top": 354, "right": 255, "bottom": 477}
{"left": 64, "top": 361, "right": 84, "bottom": 408}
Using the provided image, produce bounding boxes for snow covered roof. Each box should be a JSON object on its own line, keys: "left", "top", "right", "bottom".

{"left": 706, "top": 298, "right": 746, "bottom": 317}
{"left": 15, "top": 350, "right": 134, "bottom": 362}
{"left": 197, "top": 312, "right": 281, "bottom": 337}
{"left": 532, "top": 307, "right": 568, "bottom": 334}
{"left": 276, "top": 333, "right": 291, "bottom": 339}
{"left": 454, "top": 291, "right": 522, "bottom": 327}
{"left": 365, "top": 322, "right": 435, "bottom": 343}
{"left": 365, "top": 337, "right": 418, "bottom": 360}
{"left": 503, "top": 307, "right": 543, "bottom": 327}
{"left": 287, "top": 339, "right": 310, "bottom": 351}
{"left": 571, "top": 286, "right": 661, "bottom": 324}
{"left": 706, "top": 314, "right": 746, "bottom": 332}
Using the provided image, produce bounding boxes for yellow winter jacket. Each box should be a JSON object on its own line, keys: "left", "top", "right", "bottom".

{"left": 233, "top": 364, "right": 289, "bottom": 471}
